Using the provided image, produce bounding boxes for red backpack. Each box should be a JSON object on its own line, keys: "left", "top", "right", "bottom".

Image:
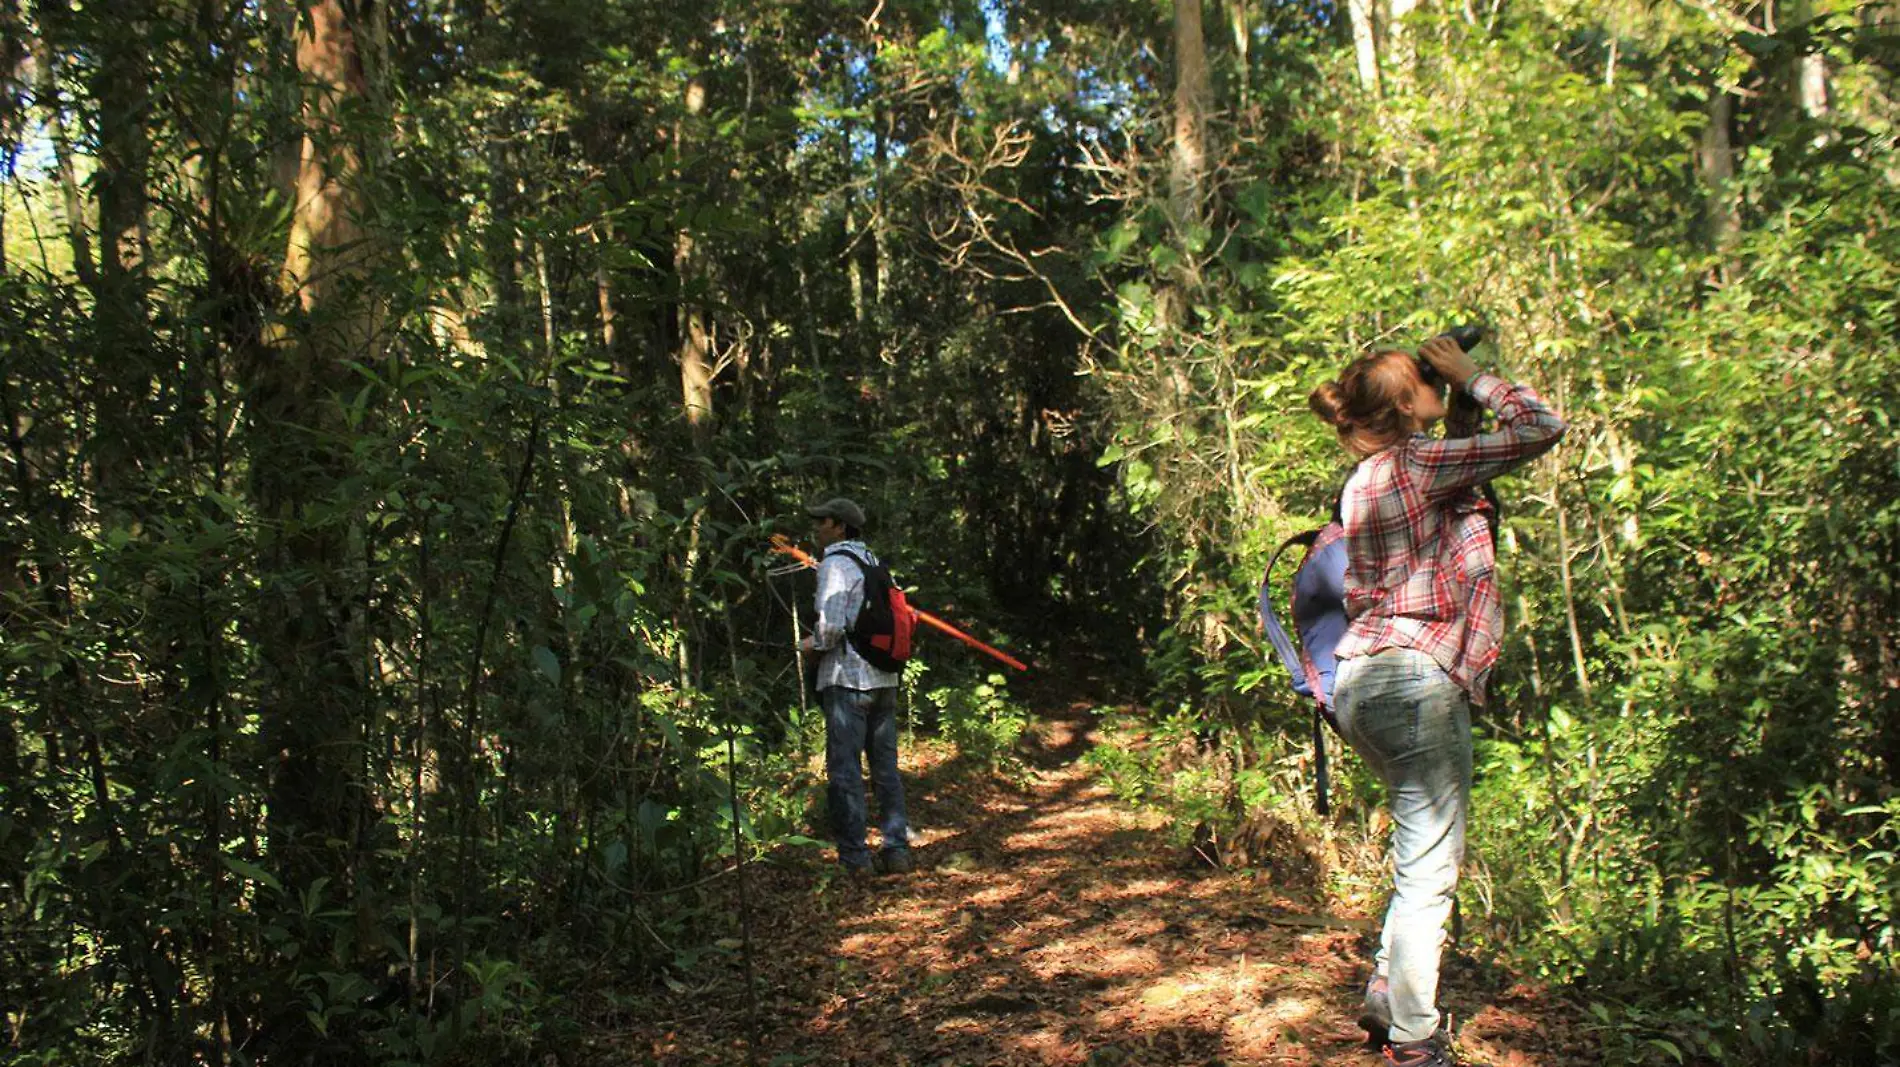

{"left": 838, "top": 552, "right": 915, "bottom": 672}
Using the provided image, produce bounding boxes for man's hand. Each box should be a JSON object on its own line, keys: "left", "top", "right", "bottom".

{"left": 1419, "top": 335, "right": 1481, "bottom": 388}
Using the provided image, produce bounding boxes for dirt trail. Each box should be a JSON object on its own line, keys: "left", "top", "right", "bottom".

{"left": 610, "top": 701, "right": 1587, "bottom": 1066}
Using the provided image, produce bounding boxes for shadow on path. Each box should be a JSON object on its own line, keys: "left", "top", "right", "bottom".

{"left": 608, "top": 696, "right": 1591, "bottom": 1066}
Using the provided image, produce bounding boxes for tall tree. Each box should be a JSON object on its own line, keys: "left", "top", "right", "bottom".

{"left": 676, "top": 73, "right": 714, "bottom": 448}
{"left": 1385, "top": 0, "right": 1419, "bottom": 86}
{"left": 1699, "top": 89, "right": 1740, "bottom": 255}
{"left": 1164, "top": 0, "right": 1211, "bottom": 327}
{"left": 256, "top": 0, "right": 381, "bottom": 901}
{"left": 1348, "top": 0, "right": 1382, "bottom": 96}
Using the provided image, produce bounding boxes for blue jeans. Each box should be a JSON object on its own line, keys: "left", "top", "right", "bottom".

{"left": 822, "top": 686, "right": 911, "bottom": 868}
{"left": 1334, "top": 648, "right": 1472, "bottom": 1044}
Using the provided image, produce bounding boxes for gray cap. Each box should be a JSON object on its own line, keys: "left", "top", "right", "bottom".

{"left": 804, "top": 497, "right": 866, "bottom": 529}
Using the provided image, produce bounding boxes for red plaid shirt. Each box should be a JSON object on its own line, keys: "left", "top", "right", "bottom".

{"left": 1336, "top": 372, "right": 1566, "bottom": 706}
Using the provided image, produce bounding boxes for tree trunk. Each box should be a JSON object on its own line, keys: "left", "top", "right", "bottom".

{"left": 94, "top": 0, "right": 150, "bottom": 302}
{"left": 27, "top": 1, "right": 96, "bottom": 290}
{"left": 673, "top": 73, "right": 712, "bottom": 691}
{"left": 1348, "top": 0, "right": 1383, "bottom": 97}
{"left": 257, "top": 0, "right": 380, "bottom": 900}
{"left": 1163, "top": 0, "right": 1212, "bottom": 331}
{"left": 1169, "top": 0, "right": 1210, "bottom": 243}
{"left": 843, "top": 109, "right": 867, "bottom": 328}
{"left": 676, "top": 76, "right": 713, "bottom": 446}
{"left": 263, "top": 0, "right": 305, "bottom": 204}
{"left": 595, "top": 223, "right": 618, "bottom": 355}
{"left": 1791, "top": 0, "right": 1830, "bottom": 120}
{"left": 1227, "top": 0, "right": 1251, "bottom": 106}
{"left": 1386, "top": 0, "right": 1419, "bottom": 88}
{"left": 69, "top": 0, "right": 155, "bottom": 505}
{"left": 1699, "top": 90, "right": 1740, "bottom": 256}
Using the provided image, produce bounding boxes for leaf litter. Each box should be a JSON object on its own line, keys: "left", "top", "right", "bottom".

{"left": 601, "top": 701, "right": 1597, "bottom": 1066}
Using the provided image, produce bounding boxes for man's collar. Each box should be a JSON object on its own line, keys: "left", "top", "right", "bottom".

{"left": 823, "top": 539, "right": 868, "bottom": 557}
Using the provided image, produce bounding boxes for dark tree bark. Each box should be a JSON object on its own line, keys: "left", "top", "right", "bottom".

{"left": 87, "top": 0, "right": 156, "bottom": 505}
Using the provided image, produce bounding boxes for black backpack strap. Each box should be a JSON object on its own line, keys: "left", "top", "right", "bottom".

{"left": 1259, "top": 529, "right": 1323, "bottom": 692}
{"left": 1312, "top": 704, "right": 1330, "bottom": 817}
{"left": 829, "top": 549, "right": 878, "bottom": 619}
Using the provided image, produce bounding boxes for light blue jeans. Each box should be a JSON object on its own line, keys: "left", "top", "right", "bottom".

{"left": 1333, "top": 647, "right": 1472, "bottom": 1044}
{"left": 822, "top": 686, "right": 911, "bottom": 869}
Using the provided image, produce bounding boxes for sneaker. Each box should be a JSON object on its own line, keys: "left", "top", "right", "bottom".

{"left": 1383, "top": 1032, "right": 1457, "bottom": 1067}
{"left": 876, "top": 848, "right": 915, "bottom": 875}
{"left": 1358, "top": 976, "right": 1393, "bottom": 1044}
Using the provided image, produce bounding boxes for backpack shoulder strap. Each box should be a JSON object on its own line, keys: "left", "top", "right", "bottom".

{"left": 827, "top": 546, "right": 879, "bottom": 579}
{"left": 1267, "top": 528, "right": 1322, "bottom": 578}
{"left": 1260, "top": 529, "right": 1324, "bottom": 695}
{"left": 828, "top": 548, "right": 886, "bottom": 634}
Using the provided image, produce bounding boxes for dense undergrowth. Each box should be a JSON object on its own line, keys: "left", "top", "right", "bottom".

{"left": 5, "top": 1, "right": 1897, "bottom": 1064}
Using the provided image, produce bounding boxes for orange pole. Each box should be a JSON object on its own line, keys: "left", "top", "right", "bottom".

{"left": 769, "top": 536, "right": 1030, "bottom": 672}
{"left": 909, "top": 611, "right": 1030, "bottom": 673}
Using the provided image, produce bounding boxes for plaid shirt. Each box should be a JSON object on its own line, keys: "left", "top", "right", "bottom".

{"left": 1335, "top": 372, "right": 1566, "bottom": 706}
{"left": 811, "top": 541, "right": 901, "bottom": 692}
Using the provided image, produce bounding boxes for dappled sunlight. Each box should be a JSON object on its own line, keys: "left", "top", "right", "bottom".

{"left": 1025, "top": 939, "right": 1164, "bottom": 980}
{"left": 628, "top": 702, "right": 1590, "bottom": 1066}
{"left": 1002, "top": 818, "right": 1116, "bottom": 853}
{"left": 1219, "top": 990, "right": 1332, "bottom": 1062}
{"left": 960, "top": 882, "right": 1028, "bottom": 909}
{"left": 836, "top": 931, "right": 886, "bottom": 955}
{"left": 998, "top": 1027, "right": 1090, "bottom": 1066}
{"left": 1077, "top": 875, "right": 1183, "bottom": 905}
{"left": 1094, "top": 964, "right": 1265, "bottom": 1030}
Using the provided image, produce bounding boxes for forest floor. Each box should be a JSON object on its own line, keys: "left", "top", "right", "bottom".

{"left": 594, "top": 695, "right": 1596, "bottom": 1067}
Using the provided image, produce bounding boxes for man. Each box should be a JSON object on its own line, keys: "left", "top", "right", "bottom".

{"left": 798, "top": 497, "right": 915, "bottom": 876}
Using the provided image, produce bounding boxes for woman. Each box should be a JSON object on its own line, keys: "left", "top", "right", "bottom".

{"left": 1309, "top": 335, "right": 1565, "bottom": 1067}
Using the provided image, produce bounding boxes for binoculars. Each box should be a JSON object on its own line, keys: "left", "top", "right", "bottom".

{"left": 1416, "top": 325, "right": 1484, "bottom": 388}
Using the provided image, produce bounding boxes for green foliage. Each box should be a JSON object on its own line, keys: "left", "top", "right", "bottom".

{"left": 1079, "top": 2, "right": 1900, "bottom": 1061}
{"left": 923, "top": 673, "right": 1031, "bottom": 771}
{"left": 4, "top": 0, "right": 1898, "bottom": 1063}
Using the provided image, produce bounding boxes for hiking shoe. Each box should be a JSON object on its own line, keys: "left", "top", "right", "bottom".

{"left": 876, "top": 848, "right": 915, "bottom": 875}
{"left": 1383, "top": 1032, "right": 1457, "bottom": 1067}
{"left": 1358, "top": 976, "right": 1393, "bottom": 1044}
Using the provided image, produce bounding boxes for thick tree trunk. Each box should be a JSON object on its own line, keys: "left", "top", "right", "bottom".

{"left": 1168, "top": 0, "right": 1210, "bottom": 242}
{"left": 257, "top": 0, "right": 379, "bottom": 898}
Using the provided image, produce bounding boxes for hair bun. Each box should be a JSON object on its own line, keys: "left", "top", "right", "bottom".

{"left": 1309, "top": 382, "right": 1349, "bottom": 429}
